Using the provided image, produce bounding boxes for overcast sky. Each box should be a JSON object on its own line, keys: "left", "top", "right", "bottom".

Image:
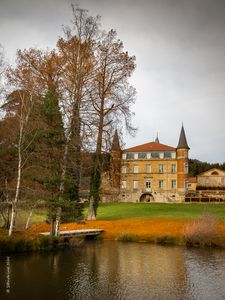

{"left": 0, "top": 0, "right": 225, "bottom": 163}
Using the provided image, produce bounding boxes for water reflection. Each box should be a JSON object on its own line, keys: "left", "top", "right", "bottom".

{"left": 1, "top": 242, "right": 225, "bottom": 299}
{"left": 6, "top": 256, "right": 10, "bottom": 294}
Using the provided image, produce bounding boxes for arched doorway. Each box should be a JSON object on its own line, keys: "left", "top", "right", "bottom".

{"left": 140, "top": 193, "right": 154, "bottom": 203}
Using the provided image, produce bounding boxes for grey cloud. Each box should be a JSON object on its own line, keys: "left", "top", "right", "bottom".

{"left": 0, "top": 0, "right": 224, "bottom": 162}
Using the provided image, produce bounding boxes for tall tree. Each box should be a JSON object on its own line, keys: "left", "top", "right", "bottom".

{"left": 88, "top": 29, "right": 136, "bottom": 218}
{"left": 4, "top": 48, "right": 64, "bottom": 235}
{"left": 56, "top": 6, "right": 100, "bottom": 203}
{"left": 2, "top": 90, "right": 36, "bottom": 236}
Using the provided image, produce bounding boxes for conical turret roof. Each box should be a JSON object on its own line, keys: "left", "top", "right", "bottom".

{"left": 177, "top": 125, "right": 190, "bottom": 149}
{"left": 111, "top": 130, "right": 121, "bottom": 151}
{"left": 155, "top": 133, "right": 159, "bottom": 143}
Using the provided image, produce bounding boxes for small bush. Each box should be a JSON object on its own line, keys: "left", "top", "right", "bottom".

{"left": 0, "top": 236, "right": 61, "bottom": 253}
{"left": 37, "top": 236, "right": 59, "bottom": 251}
{"left": 184, "top": 214, "right": 218, "bottom": 247}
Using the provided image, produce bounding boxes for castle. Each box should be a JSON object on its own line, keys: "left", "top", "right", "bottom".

{"left": 101, "top": 125, "right": 190, "bottom": 203}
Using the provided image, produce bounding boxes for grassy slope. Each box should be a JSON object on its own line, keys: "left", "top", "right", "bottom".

{"left": 94, "top": 203, "right": 225, "bottom": 220}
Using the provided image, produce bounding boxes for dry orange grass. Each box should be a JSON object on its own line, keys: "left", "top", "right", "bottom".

{"left": 28, "top": 218, "right": 225, "bottom": 242}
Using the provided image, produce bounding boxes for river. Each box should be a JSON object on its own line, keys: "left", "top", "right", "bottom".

{"left": 1, "top": 241, "right": 225, "bottom": 300}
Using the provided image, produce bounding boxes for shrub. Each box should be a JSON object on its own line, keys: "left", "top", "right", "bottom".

{"left": 184, "top": 214, "right": 218, "bottom": 247}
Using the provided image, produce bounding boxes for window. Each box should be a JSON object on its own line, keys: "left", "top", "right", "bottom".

{"left": 121, "top": 181, "right": 127, "bottom": 189}
{"left": 151, "top": 152, "right": 159, "bottom": 158}
{"left": 185, "top": 180, "right": 189, "bottom": 190}
{"left": 158, "top": 164, "right": 164, "bottom": 173}
{"left": 171, "top": 164, "right": 176, "bottom": 173}
{"left": 146, "top": 180, "right": 151, "bottom": 189}
{"left": 122, "top": 153, "right": 126, "bottom": 160}
{"left": 121, "top": 166, "right": 126, "bottom": 174}
{"left": 183, "top": 150, "right": 188, "bottom": 158}
{"left": 133, "top": 180, "right": 139, "bottom": 189}
{"left": 126, "top": 152, "right": 134, "bottom": 159}
{"left": 164, "top": 152, "right": 172, "bottom": 158}
{"left": 159, "top": 180, "right": 164, "bottom": 189}
{"left": 134, "top": 165, "right": 139, "bottom": 173}
{"left": 146, "top": 164, "right": 152, "bottom": 173}
{"left": 138, "top": 152, "right": 146, "bottom": 159}
{"left": 212, "top": 171, "right": 219, "bottom": 175}
{"left": 134, "top": 153, "right": 138, "bottom": 159}
{"left": 184, "top": 162, "right": 188, "bottom": 173}
{"left": 171, "top": 180, "right": 176, "bottom": 189}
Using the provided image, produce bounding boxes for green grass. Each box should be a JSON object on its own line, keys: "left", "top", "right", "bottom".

{"left": 2, "top": 203, "right": 225, "bottom": 228}
{"left": 90, "top": 203, "right": 225, "bottom": 220}
{"left": 0, "top": 208, "right": 48, "bottom": 228}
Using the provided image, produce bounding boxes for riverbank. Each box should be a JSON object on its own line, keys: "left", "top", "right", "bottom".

{"left": 27, "top": 217, "right": 225, "bottom": 246}
{"left": 1, "top": 217, "right": 225, "bottom": 252}
{"left": 2, "top": 203, "right": 225, "bottom": 252}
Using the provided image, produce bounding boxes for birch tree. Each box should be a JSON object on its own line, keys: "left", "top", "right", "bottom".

{"left": 2, "top": 90, "right": 35, "bottom": 236}
{"left": 56, "top": 6, "right": 100, "bottom": 203}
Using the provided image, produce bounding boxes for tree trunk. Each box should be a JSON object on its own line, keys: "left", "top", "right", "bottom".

{"left": 87, "top": 196, "right": 96, "bottom": 220}
{"left": 55, "top": 207, "right": 62, "bottom": 237}
{"left": 25, "top": 208, "right": 34, "bottom": 230}
{"left": 89, "top": 97, "right": 104, "bottom": 217}
{"left": 50, "top": 218, "right": 55, "bottom": 237}
{"left": 8, "top": 205, "right": 16, "bottom": 237}
{"left": 8, "top": 122, "right": 23, "bottom": 236}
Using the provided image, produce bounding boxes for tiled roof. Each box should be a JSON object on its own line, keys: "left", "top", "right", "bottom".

{"left": 111, "top": 130, "right": 121, "bottom": 151}
{"left": 124, "top": 141, "right": 176, "bottom": 152}
{"left": 189, "top": 177, "right": 197, "bottom": 183}
{"left": 177, "top": 125, "right": 190, "bottom": 149}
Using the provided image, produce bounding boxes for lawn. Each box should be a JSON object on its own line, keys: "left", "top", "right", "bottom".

{"left": 3, "top": 203, "right": 225, "bottom": 248}
{"left": 92, "top": 203, "right": 225, "bottom": 220}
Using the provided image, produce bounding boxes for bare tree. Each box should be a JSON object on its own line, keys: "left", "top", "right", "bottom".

{"left": 55, "top": 6, "right": 100, "bottom": 204}
{"left": 88, "top": 29, "right": 136, "bottom": 218}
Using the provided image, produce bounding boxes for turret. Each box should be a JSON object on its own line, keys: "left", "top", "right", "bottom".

{"left": 176, "top": 125, "right": 190, "bottom": 195}
{"left": 111, "top": 130, "right": 122, "bottom": 189}
{"left": 155, "top": 133, "right": 160, "bottom": 143}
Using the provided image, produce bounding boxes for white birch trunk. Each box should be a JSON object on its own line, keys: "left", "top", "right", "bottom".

{"left": 8, "top": 119, "right": 23, "bottom": 237}
{"left": 25, "top": 208, "right": 33, "bottom": 230}
{"left": 55, "top": 207, "right": 62, "bottom": 237}
{"left": 8, "top": 91, "right": 33, "bottom": 237}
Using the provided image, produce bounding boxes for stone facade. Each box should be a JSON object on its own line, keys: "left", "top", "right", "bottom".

{"left": 186, "top": 168, "right": 225, "bottom": 202}
{"left": 101, "top": 126, "right": 190, "bottom": 203}
{"left": 197, "top": 168, "right": 225, "bottom": 188}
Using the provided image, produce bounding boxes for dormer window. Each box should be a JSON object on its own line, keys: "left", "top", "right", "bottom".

{"left": 138, "top": 152, "right": 146, "bottom": 159}
{"left": 211, "top": 171, "right": 219, "bottom": 175}
{"left": 164, "top": 152, "right": 172, "bottom": 158}
{"left": 126, "top": 152, "right": 134, "bottom": 159}
{"left": 151, "top": 152, "right": 159, "bottom": 158}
